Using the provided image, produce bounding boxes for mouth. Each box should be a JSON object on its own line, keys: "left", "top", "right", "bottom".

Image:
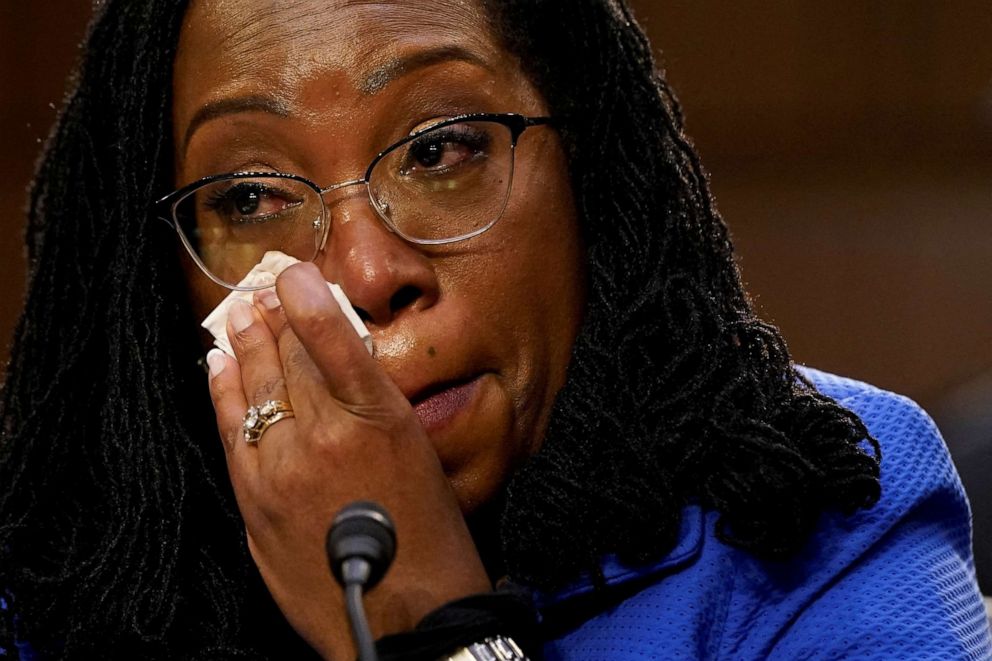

{"left": 408, "top": 376, "right": 482, "bottom": 433}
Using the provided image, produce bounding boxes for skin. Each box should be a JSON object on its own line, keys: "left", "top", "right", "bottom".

{"left": 172, "top": 0, "right": 585, "bottom": 657}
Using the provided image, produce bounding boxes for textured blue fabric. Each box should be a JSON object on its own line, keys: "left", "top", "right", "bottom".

{"left": 536, "top": 368, "right": 992, "bottom": 660}
{"left": 6, "top": 370, "right": 990, "bottom": 659}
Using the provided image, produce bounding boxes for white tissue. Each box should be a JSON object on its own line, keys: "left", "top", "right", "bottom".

{"left": 201, "top": 251, "right": 373, "bottom": 357}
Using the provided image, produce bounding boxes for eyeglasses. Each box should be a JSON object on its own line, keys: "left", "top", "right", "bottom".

{"left": 154, "top": 112, "right": 552, "bottom": 291}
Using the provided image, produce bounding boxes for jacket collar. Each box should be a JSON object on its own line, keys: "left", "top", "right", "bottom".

{"left": 533, "top": 505, "right": 705, "bottom": 609}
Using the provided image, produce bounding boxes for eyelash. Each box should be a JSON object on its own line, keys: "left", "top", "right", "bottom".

{"left": 202, "top": 183, "right": 296, "bottom": 224}
{"left": 410, "top": 124, "right": 489, "bottom": 149}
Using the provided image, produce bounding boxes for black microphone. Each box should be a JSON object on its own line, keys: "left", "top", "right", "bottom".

{"left": 327, "top": 501, "right": 397, "bottom": 661}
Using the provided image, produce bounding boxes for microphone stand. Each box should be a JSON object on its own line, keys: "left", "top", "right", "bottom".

{"left": 327, "top": 501, "right": 397, "bottom": 661}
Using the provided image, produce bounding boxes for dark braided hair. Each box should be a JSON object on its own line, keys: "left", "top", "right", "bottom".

{"left": 0, "top": 0, "right": 880, "bottom": 657}
{"left": 489, "top": 0, "right": 880, "bottom": 586}
{"left": 0, "top": 2, "right": 259, "bottom": 658}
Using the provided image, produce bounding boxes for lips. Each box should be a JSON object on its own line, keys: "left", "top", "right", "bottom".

{"left": 409, "top": 377, "right": 481, "bottom": 433}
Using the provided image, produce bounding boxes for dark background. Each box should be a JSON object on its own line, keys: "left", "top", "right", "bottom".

{"left": 2, "top": 2, "right": 990, "bottom": 593}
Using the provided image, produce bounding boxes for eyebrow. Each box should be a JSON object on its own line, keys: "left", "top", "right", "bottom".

{"left": 181, "top": 45, "right": 491, "bottom": 154}
{"left": 183, "top": 95, "right": 290, "bottom": 154}
{"left": 358, "top": 45, "right": 491, "bottom": 94}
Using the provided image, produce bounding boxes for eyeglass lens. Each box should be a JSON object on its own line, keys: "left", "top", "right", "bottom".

{"left": 172, "top": 119, "right": 515, "bottom": 288}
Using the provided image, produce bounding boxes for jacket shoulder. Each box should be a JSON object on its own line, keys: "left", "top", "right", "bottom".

{"left": 798, "top": 365, "right": 962, "bottom": 517}
{"left": 748, "top": 367, "right": 992, "bottom": 659}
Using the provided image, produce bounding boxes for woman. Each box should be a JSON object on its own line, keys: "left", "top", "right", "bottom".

{"left": 1, "top": 0, "right": 988, "bottom": 659}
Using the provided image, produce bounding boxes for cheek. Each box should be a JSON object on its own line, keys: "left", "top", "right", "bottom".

{"left": 504, "top": 149, "right": 585, "bottom": 344}
{"left": 484, "top": 143, "right": 585, "bottom": 429}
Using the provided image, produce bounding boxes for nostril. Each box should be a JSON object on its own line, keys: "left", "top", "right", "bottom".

{"left": 390, "top": 285, "right": 421, "bottom": 314}
{"left": 349, "top": 286, "right": 421, "bottom": 325}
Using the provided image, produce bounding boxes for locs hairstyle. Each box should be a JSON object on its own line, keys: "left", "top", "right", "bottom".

{"left": 0, "top": 0, "right": 880, "bottom": 658}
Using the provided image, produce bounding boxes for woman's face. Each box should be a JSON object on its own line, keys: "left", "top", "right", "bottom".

{"left": 172, "top": 0, "right": 585, "bottom": 512}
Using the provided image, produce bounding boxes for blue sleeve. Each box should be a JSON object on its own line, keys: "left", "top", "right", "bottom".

{"left": 769, "top": 382, "right": 992, "bottom": 660}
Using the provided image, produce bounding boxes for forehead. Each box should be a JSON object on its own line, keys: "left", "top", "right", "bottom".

{"left": 177, "top": 0, "right": 497, "bottom": 90}
{"left": 173, "top": 0, "right": 516, "bottom": 158}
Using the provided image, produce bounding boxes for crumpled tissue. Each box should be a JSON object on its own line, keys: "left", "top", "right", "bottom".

{"left": 201, "top": 251, "right": 373, "bottom": 357}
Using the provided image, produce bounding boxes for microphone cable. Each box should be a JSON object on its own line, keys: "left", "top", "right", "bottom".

{"left": 327, "top": 501, "right": 397, "bottom": 661}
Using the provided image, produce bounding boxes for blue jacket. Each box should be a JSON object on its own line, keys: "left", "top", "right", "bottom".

{"left": 5, "top": 369, "right": 991, "bottom": 659}
{"left": 534, "top": 368, "right": 992, "bottom": 659}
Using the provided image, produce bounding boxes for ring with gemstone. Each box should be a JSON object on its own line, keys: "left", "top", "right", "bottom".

{"left": 242, "top": 400, "right": 295, "bottom": 444}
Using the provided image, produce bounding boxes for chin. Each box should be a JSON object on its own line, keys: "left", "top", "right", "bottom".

{"left": 446, "top": 462, "right": 510, "bottom": 516}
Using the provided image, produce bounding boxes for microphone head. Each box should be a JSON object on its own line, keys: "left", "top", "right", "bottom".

{"left": 326, "top": 501, "right": 397, "bottom": 590}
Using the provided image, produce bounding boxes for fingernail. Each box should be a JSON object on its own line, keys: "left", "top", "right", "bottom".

{"left": 256, "top": 288, "right": 282, "bottom": 310}
{"left": 229, "top": 299, "right": 254, "bottom": 333}
{"left": 206, "top": 349, "right": 227, "bottom": 377}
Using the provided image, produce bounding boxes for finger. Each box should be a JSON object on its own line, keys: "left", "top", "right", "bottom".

{"left": 275, "top": 263, "right": 402, "bottom": 406}
{"left": 253, "top": 286, "right": 328, "bottom": 411}
{"left": 205, "top": 348, "right": 258, "bottom": 476}
{"left": 253, "top": 287, "right": 286, "bottom": 336}
{"left": 227, "top": 298, "right": 292, "bottom": 408}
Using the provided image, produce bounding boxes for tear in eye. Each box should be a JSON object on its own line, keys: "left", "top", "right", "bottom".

{"left": 400, "top": 125, "right": 491, "bottom": 176}
{"left": 204, "top": 182, "right": 304, "bottom": 224}
{"left": 411, "top": 139, "right": 474, "bottom": 169}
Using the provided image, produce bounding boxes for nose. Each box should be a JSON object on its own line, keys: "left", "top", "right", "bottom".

{"left": 316, "top": 192, "right": 440, "bottom": 327}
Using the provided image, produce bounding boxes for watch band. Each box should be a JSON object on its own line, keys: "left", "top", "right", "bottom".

{"left": 444, "top": 635, "right": 529, "bottom": 660}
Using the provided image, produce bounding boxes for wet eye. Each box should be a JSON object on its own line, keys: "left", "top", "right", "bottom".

{"left": 204, "top": 182, "right": 302, "bottom": 224}
{"left": 410, "top": 138, "right": 470, "bottom": 169}
{"left": 401, "top": 125, "right": 491, "bottom": 175}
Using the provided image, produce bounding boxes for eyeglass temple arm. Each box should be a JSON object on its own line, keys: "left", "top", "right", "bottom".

{"left": 524, "top": 116, "right": 553, "bottom": 126}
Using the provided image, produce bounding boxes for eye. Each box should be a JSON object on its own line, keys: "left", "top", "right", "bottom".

{"left": 400, "top": 124, "right": 491, "bottom": 176}
{"left": 203, "top": 180, "right": 304, "bottom": 224}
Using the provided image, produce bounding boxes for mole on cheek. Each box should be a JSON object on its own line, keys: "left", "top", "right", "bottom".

{"left": 427, "top": 346, "right": 437, "bottom": 358}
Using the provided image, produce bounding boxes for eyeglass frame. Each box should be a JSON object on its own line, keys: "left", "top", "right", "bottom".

{"left": 153, "top": 112, "right": 553, "bottom": 291}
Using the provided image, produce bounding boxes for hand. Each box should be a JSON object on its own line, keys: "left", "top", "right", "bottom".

{"left": 206, "top": 262, "right": 491, "bottom": 660}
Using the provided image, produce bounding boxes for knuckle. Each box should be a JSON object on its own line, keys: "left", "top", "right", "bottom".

{"left": 296, "top": 309, "right": 339, "bottom": 339}
{"left": 310, "top": 428, "right": 344, "bottom": 456}
{"left": 235, "top": 331, "right": 267, "bottom": 358}
{"left": 282, "top": 342, "right": 314, "bottom": 374}
{"left": 210, "top": 376, "right": 232, "bottom": 400}
{"left": 250, "top": 375, "right": 286, "bottom": 403}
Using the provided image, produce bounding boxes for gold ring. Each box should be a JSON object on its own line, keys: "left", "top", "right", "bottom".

{"left": 243, "top": 400, "right": 295, "bottom": 444}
